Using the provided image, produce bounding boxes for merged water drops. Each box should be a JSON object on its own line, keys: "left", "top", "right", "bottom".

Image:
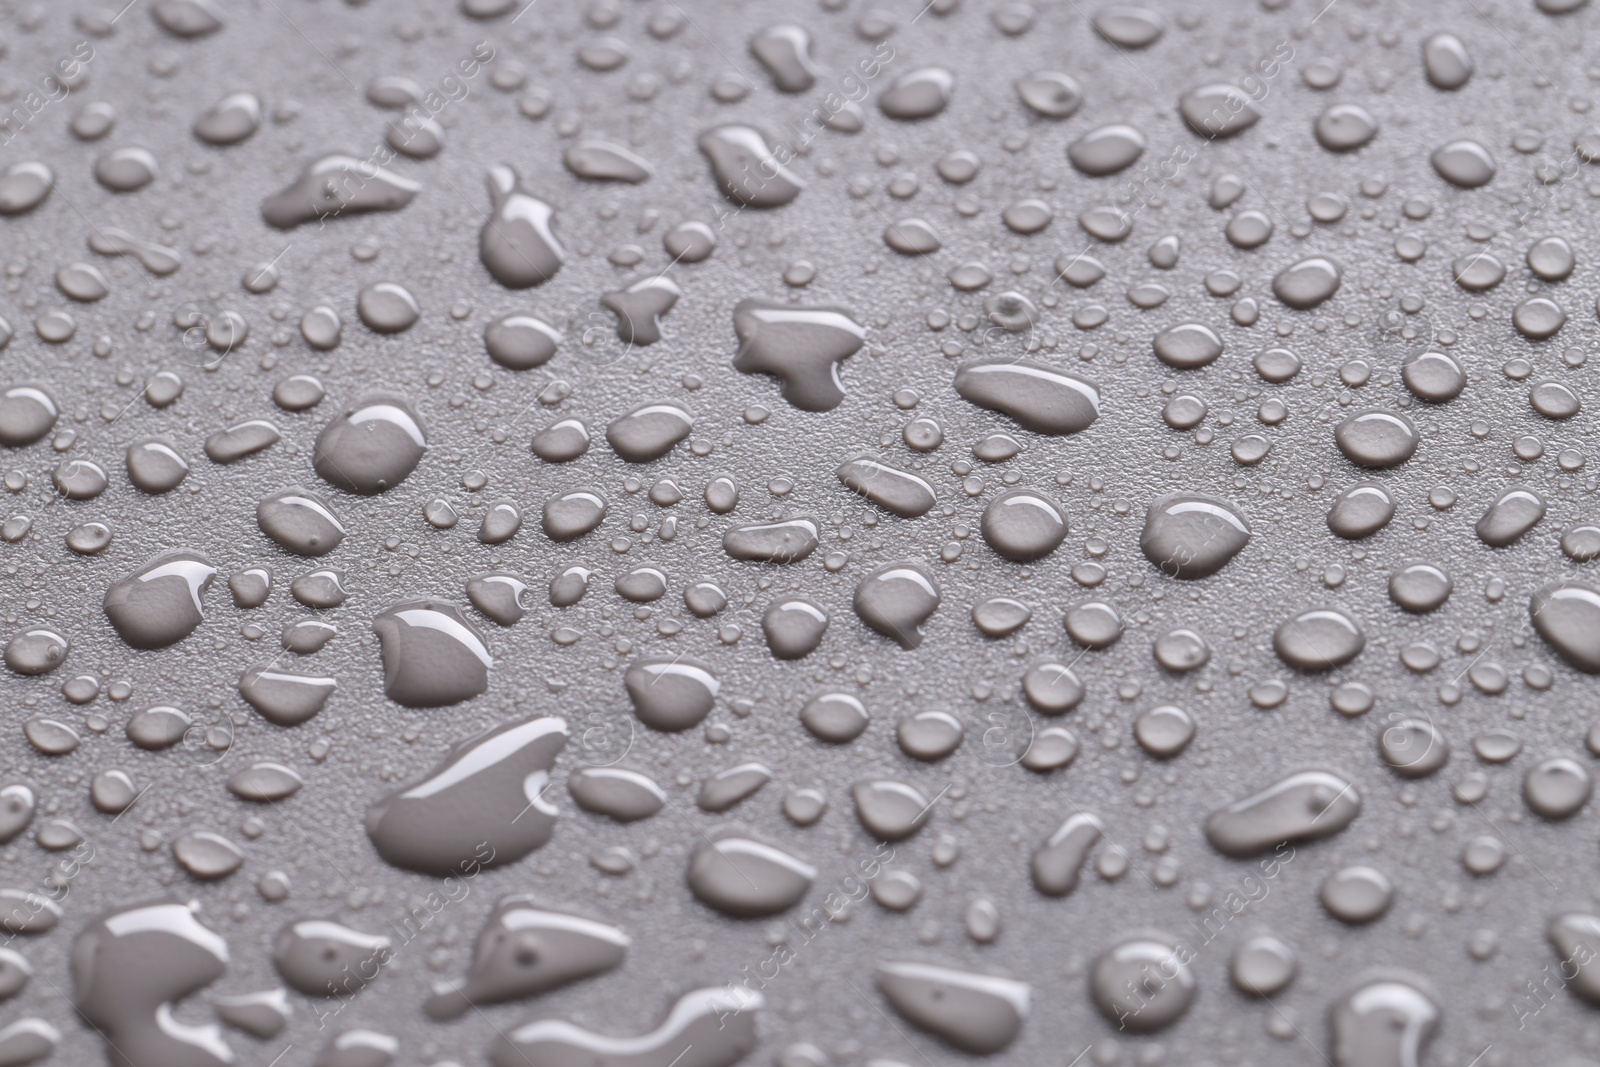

{"left": 73, "top": 901, "right": 232, "bottom": 1067}
{"left": 732, "top": 300, "right": 866, "bottom": 412}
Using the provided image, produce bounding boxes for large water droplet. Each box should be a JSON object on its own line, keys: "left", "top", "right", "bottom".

{"left": 365, "top": 716, "right": 566, "bottom": 876}
{"left": 1431, "top": 139, "right": 1495, "bottom": 187}
{"left": 104, "top": 551, "right": 216, "bottom": 649}
{"left": 491, "top": 987, "right": 759, "bottom": 1067}
{"left": 1475, "top": 487, "right": 1545, "bottom": 547}
{"left": 568, "top": 766, "right": 665, "bottom": 822}
{"left": 74, "top": 901, "right": 232, "bottom": 1067}
{"left": 750, "top": 24, "right": 819, "bottom": 92}
{"left": 699, "top": 126, "right": 803, "bottom": 208}
{"left": 853, "top": 779, "right": 934, "bottom": 840}
{"left": 1271, "top": 255, "right": 1342, "bottom": 309}
{"left": 480, "top": 164, "right": 564, "bottom": 287}
{"left": 372, "top": 599, "right": 492, "bottom": 707}
{"left": 688, "top": 836, "right": 817, "bottom": 917}
{"left": 1031, "top": 812, "right": 1103, "bottom": 896}
{"left": 1090, "top": 937, "right": 1196, "bottom": 1032}
{"left": 879, "top": 67, "right": 955, "bottom": 120}
{"left": 425, "top": 898, "right": 628, "bottom": 1020}
{"left": 875, "top": 962, "right": 1028, "bottom": 1054}
{"left": 239, "top": 666, "right": 337, "bottom": 726}
{"left": 313, "top": 394, "right": 426, "bottom": 494}
{"left": 732, "top": 300, "right": 866, "bottom": 412}
{"left": 854, "top": 561, "right": 940, "bottom": 648}
{"left": 1530, "top": 580, "right": 1600, "bottom": 673}
{"left": 257, "top": 487, "right": 345, "bottom": 557}
{"left": 261, "top": 154, "right": 420, "bottom": 229}
{"left": 1329, "top": 978, "right": 1438, "bottom": 1067}
{"left": 763, "top": 597, "right": 829, "bottom": 659}
{"left": 1334, "top": 409, "right": 1418, "bottom": 468}
{"left": 624, "top": 656, "right": 720, "bottom": 731}
{"left": 0, "top": 385, "right": 58, "bottom": 447}
{"left": 1179, "top": 83, "right": 1261, "bottom": 138}
{"left": 1205, "top": 770, "right": 1361, "bottom": 857}
{"left": 981, "top": 489, "right": 1068, "bottom": 561}
{"left": 273, "top": 919, "right": 389, "bottom": 997}
{"left": 953, "top": 360, "right": 1101, "bottom": 435}
{"left": 1139, "top": 493, "right": 1250, "bottom": 579}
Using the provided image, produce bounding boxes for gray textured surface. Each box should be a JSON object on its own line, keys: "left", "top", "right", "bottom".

{"left": 1, "top": 0, "right": 1599, "bottom": 1063}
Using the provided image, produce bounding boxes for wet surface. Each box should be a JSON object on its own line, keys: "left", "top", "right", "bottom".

{"left": 0, "top": 0, "right": 1599, "bottom": 1065}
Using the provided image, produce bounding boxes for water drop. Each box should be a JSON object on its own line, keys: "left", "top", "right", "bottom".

{"left": 875, "top": 962, "right": 1028, "bottom": 1053}
{"left": 313, "top": 394, "right": 426, "bottom": 494}
{"left": 262, "top": 154, "right": 420, "bottom": 229}
{"left": 425, "top": 898, "right": 628, "bottom": 1020}
{"left": 365, "top": 716, "right": 566, "bottom": 875}
{"left": 732, "top": 300, "right": 866, "bottom": 412}
{"left": 372, "top": 600, "right": 492, "bottom": 707}
{"left": 480, "top": 164, "right": 564, "bottom": 287}
{"left": 1205, "top": 770, "right": 1361, "bottom": 856}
